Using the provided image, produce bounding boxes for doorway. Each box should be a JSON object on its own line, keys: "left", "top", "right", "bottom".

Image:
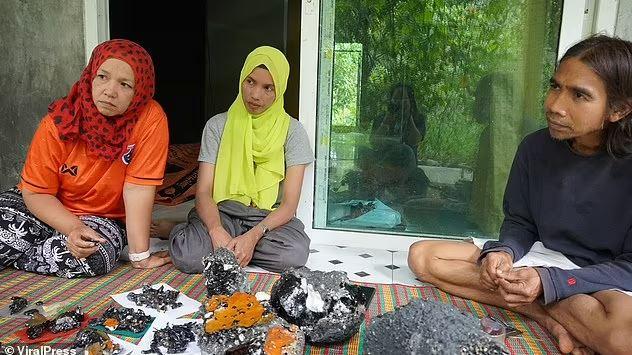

{"left": 108, "top": 1, "right": 301, "bottom": 144}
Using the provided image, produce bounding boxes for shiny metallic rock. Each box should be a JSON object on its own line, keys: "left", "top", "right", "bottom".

{"left": 270, "top": 267, "right": 366, "bottom": 344}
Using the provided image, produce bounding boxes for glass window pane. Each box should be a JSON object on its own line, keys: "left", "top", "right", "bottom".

{"left": 314, "top": 0, "right": 563, "bottom": 239}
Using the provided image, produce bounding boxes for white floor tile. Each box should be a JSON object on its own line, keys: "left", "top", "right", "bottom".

{"left": 305, "top": 244, "right": 400, "bottom": 284}
{"left": 243, "top": 243, "right": 420, "bottom": 285}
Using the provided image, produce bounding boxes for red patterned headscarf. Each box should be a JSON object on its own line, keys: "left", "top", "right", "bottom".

{"left": 48, "top": 39, "right": 155, "bottom": 160}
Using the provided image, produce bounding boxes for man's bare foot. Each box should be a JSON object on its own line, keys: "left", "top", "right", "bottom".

{"left": 546, "top": 319, "right": 593, "bottom": 354}
{"left": 150, "top": 220, "right": 178, "bottom": 239}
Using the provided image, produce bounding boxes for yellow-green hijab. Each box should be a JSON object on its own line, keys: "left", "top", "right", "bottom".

{"left": 213, "top": 46, "right": 291, "bottom": 210}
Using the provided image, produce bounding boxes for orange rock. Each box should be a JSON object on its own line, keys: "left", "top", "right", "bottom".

{"left": 264, "top": 326, "right": 295, "bottom": 355}
{"left": 204, "top": 293, "right": 265, "bottom": 334}
{"left": 103, "top": 318, "right": 119, "bottom": 330}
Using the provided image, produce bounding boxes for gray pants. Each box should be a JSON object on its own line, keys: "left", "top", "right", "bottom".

{"left": 169, "top": 200, "right": 310, "bottom": 273}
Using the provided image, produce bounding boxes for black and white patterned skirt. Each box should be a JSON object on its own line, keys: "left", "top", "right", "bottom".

{"left": 0, "top": 188, "right": 126, "bottom": 278}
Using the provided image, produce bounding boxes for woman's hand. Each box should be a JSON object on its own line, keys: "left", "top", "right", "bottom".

{"left": 480, "top": 251, "right": 513, "bottom": 291}
{"left": 130, "top": 250, "right": 171, "bottom": 269}
{"left": 66, "top": 225, "right": 106, "bottom": 259}
{"left": 226, "top": 231, "right": 259, "bottom": 267}
{"left": 210, "top": 226, "right": 233, "bottom": 250}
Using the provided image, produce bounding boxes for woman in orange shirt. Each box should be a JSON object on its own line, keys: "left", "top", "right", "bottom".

{"left": 0, "top": 39, "right": 170, "bottom": 277}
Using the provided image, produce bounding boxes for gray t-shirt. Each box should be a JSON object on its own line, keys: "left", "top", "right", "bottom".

{"left": 199, "top": 112, "right": 314, "bottom": 167}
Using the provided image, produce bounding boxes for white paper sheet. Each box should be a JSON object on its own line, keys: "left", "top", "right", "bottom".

{"left": 111, "top": 283, "right": 201, "bottom": 319}
{"left": 135, "top": 317, "right": 202, "bottom": 355}
{"left": 110, "top": 335, "right": 140, "bottom": 355}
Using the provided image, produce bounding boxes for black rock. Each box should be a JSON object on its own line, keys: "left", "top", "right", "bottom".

{"left": 9, "top": 296, "right": 28, "bottom": 314}
{"left": 270, "top": 267, "right": 366, "bottom": 344}
{"left": 202, "top": 248, "right": 249, "bottom": 297}
{"left": 26, "top": 321, "right": 49, "bottom": 339}
{"left": 143, "top": 322, "right": 197, "bottom": 355}
{"left": 49, "top": 307, "right": 84, "bottom": 333}
{"left": 73, "top": 328, "right": 106, "bottom": 349}
{"left": 127, "top": 285, "right": 182, "bottom": 312}
{"left": 198, "top": 322, "right": 267, "bottom": 355}
{"left": 24, "top": 309, "right": 39, "bottom": 316}
{"left": 197, "top": 316, "right": 304, "bottom": 355}
{"left": 365, "top": 298, "right": 507, "bottom": 355}
{"left": 73, "top": 328, "right": 120, "bottom": 354}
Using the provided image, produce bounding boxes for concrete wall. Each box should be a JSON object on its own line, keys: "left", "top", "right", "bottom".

{"left": 0, "top": 1, "right": 85, "bottom": 190}
{"left": 615, "top": 0, "right": 632, "bottom": 40}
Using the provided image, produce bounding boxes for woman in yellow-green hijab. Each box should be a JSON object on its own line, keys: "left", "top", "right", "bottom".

{"left": 165, "top": 46, "right": 314, "bottom": 274}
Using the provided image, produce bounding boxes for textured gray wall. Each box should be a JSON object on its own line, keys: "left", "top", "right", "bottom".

{"left": 616, "top": 1, "right": 632, "bottom": 41}
{"left": 0, "top": 1, "right": 85, "bottom": 190}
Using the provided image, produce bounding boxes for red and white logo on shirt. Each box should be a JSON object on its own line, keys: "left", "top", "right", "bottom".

{"left": 122, "top": 144, "right": 135, "bottom": 165}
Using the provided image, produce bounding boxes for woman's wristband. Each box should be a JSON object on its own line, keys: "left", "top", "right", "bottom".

{"left": 128, "top": 250, "right": 151, "bottom": 262}
{"left": 258, "top": 223, "right": 269, "bottom": 235}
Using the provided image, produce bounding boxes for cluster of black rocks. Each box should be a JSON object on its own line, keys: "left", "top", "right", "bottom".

{"left": 26, "top": 307, "right": 84, "bottom": 339}
{"left": 127, "top": 285, "right": 182, "bottom": 312}
{"left": 72, "top": 328, "right": 120, "bottom": 354}
{"left": 136, "top": 247, "right": 507, "bottom": 355}
{"left": 197, "top": 250, "right": 305, "bottom": 355}
{"left": 143, "top": 322, "right": 197, "bottom": 355}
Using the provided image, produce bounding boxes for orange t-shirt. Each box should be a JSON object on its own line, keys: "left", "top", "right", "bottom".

{"left": 18, "top": 100, "right": 169, "bottom": 219}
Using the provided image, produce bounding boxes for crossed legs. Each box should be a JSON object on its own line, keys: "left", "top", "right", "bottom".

{"left": 408, "top": 240, "right": 632, "bottom": 354}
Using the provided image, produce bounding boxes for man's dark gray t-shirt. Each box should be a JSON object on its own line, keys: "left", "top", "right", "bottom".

{"left": 482, "top": 129, "right": 632, "bottom": 304}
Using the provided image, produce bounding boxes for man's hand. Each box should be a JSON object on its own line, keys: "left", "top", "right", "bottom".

{"left": 497, "top": 267, "right": 543, "bottom": 307}
{"left": 226, "top": 231, "right": 259, "bottom": 267}
{"left": 480, "top": 251, "right": 513, "bottom": 291}
{"left": 130, "top": 251, "right": 171, "bottom": 269}
{"left": 210, "top": 226, "right": 233, "bottom": 250}
{"left": 66, "top": 225, "right": 106, "bottom": 259}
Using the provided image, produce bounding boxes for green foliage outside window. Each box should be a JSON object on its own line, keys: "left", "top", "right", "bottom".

{"left": 331, "top": 0, "right": 562, "bottom": 167}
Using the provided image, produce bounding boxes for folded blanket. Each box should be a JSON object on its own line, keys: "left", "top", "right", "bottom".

{"left": 155, "top": 144, "right": 200, "bottom": 206}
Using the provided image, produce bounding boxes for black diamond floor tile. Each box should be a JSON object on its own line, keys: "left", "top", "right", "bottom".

{"left": 329, "top": 259, "right": 343, "bottom": 265}
{"left": 358, "top": 253, "right": 373, "bottom": 258}
{"left": 354, "top": 271, "right": 370, "bottom": 277}
{"left": 309, "top": 249, "right": 320, "bottom": 254}
{"left": 385, "top": 264, "right": 400, "bottom": 270}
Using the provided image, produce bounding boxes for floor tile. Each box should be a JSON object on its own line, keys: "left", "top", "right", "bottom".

{"left": 304, "top": 244, "right": 394, "bottom": 283}
{"left": 391, "top": 250, "right": 422, "bottom": 286}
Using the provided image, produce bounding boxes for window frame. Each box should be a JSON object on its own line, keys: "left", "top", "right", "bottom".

{"left": 296, "top": 0, "right": 619, "bottom": 250}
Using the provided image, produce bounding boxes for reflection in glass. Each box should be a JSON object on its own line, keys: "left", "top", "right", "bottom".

{"left": 315, "top": 0, "right": 563, "bottom": 238}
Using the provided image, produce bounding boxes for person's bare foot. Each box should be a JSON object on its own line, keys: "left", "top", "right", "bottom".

{"left": 150, "top": 220, "right": 178, "bottom": 240}
{"left": 546, "top": 319, "right": 593, "bottom": 354}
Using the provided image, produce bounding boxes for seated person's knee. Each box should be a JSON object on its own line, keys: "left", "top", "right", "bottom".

{"left": 168, "top": 228, "right": 211, "bottom": 274}
{"left": 283, "top": 247, "right": 309, "bottom": 270}
{"left": 267, "top": 244, "right": 309, "bottom": 273}
{"left": 407, "top": 241, "right": 436, "bottom": 280}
